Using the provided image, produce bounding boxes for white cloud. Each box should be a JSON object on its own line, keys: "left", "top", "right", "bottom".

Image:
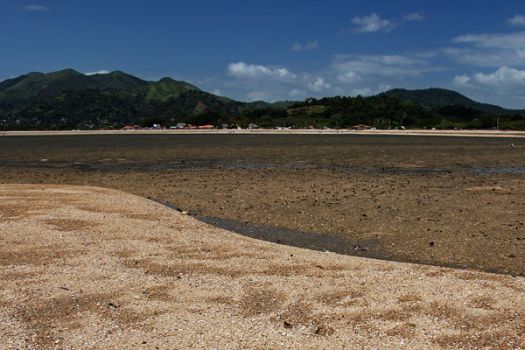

{"left": 453, "top": 31, "right": 525, "bottom": 50}
{"left": 403, "top": 12, "right": 425, "bottom": 22}
{"left": 432, "top": 45, "right": 525, "bottom": 68}
{"left": 291, "top": 41, "right": 319, "bottom": 51}
{"left": 217, "top": 28, "right": 525, "bottom": 107}
{"left": 337, "top": 71, "right": 360, "bottom": 84}
{"left": 307, "top": 78, "right": 331, "bottom": 92}
{"left": 220, "top": 51, "right": 442, "bottom": 103}
{"left": 227, "top": 62, "right": 295, "bottom": 80}
{"left": 451, "top": 67, "right": 525, "bottom": 107}
{"left": 473, "top": 66, "right": 525, "bottom": 86}
{"left": 443, "top": 31, "right": 525, "bottom": 68}
{"left": 21, "top": 5, "right": 48, "bottom": 11}
{"left": 85, "top": 70, "right": 110, "bottom": 76}
{"left": 453, "top": 66, "right": 525, "bottom": 91}
{"left": 453, "top": 74, "right": 471, "bottom": 85}
{"left": 508, "top": 15, "right": 525, "bottom": 27}
{"left": 351, "top": 13, "right": 395, "bottom": 33}
{"left": 332, "top": 54, "right": 429, "bottom": 77}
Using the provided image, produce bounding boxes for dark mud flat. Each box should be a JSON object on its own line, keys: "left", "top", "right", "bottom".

{"left": 1, "top": 134, "right": 524, "bottom": 275}
{"left": 161, "top": 200, "right": 522, "bottom": 276}
{"left": 160, "top": 199, "right": 383, "bottom": 257}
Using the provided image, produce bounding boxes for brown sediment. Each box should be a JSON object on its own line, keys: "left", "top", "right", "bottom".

{"left": 0, "top": 134, "right": 523, "bottom": 276}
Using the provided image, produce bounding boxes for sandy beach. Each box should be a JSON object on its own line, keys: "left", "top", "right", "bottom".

{"left": 0, "top": 184, "right": 523, "bottom": 349}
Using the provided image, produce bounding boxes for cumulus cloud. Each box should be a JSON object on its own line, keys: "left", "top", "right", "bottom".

{"left": 85, "top": 70, "right": 110, "bottom": 76}
{"left": 227, "top": 62, "right": 295, "bottom": 80}
{"left": 218, "top": 25, "right": 525, "bottom": 107}
{"left": 337, "top": 71, "right": 361, "bottom": 84}
{"left": 453, "top": 66, "right": 525, "bottom": 90}
{"left": 291, "top": 41, "right": 319, "bottom": 51}
{"left": 307, "top": 78, "right": 331, "bottom": 92}
{"left": 508, "top": 15, "right": 525, "bottom": 27}
{"left": 473, "top": 66, "right": 525, "bottom": 85}
{"left": 220, "top": 51, "right": 442, "bottom": 103}
{"left": 21, "top": 5, "right": 48, "bottom": 11}
{"left": 351, "top": 13, "right": 395, "bottom": 33}
{"left": 453, "top": 74, "right": 471, "bottom": 85}
{"left": 451, "top": 67, "right": 525, "bottom": 107}
{"left": 403, "top": 12, "right": 426, "bottom": 22}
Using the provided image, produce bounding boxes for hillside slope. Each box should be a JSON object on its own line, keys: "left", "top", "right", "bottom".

{"left": 0, "top": 69, "right": 199, "bottom": 101}
{"left": 382, "top": 88, "right": 525, "bottom": 116}
{"left": 1, "top": 69, "right": 525, "bottom": 130}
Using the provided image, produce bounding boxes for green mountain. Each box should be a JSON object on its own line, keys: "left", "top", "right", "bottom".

{"left": 0, "top": 69, "right": 200, "bottom": 101}
{"left": 145, "top": 77, "right": 199, "bottom": 101}
{"left": 381, "top": 88, "right": 525, "bottom": 116}
{"left": 1, "top": 69, "right": 524, "bottom": 130}
{"left": 0, "top": 69, "right": 254, "bottom": 129}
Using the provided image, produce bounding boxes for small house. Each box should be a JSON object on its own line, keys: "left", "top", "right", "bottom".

{"left": 352, "top": 124, "right": 371, "bottom": 130}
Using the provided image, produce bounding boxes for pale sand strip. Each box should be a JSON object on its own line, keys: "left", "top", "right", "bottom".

{"left": 0, "top": 184, "right": 523, "bottom": 349}
{"left": 2, "top": 129, "right": 525, "bottom": 138}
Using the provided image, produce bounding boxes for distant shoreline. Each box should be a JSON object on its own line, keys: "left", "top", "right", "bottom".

{"left": 2, "top": 129, "right": 525, "bottom": 138}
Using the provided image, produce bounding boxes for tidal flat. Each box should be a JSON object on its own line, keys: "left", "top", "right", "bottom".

{"left": 1, "top": 134, "right": 523, "bottom": 275}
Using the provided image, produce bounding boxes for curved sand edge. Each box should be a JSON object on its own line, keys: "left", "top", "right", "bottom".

{"left": 0, "top": 184, "right": 523, "bottom": 349}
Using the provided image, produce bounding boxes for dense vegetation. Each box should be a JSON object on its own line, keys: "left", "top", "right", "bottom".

{"left": 286, "top": 95, "right": 525, "bottom": 130}
{"left": 1, "top": 69, "right": 525, "bottom": 130}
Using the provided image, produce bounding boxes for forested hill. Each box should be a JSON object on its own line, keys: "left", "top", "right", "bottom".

{"left": 0, "top": 69, "right": 251, "bottom": 129}
{"left": 0, "top": 69, "right": 199, "bottom": 101}
{"left": 1, "top": 69, "right": 525, "bottom": 130}
{"left": 381, "top": 88, "right": 525, "bottom": 116}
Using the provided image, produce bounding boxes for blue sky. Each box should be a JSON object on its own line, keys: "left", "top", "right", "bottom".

{"left": 2, "top": 1, "right": 525, "bottom": 108}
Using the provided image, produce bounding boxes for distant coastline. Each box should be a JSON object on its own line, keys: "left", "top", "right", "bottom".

{"left": 3, "top": 128, "right": 525, "bottom": 138}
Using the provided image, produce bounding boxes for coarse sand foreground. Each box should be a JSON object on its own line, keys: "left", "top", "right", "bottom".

{"left": 0, "top": 185, "right": 524, "bottom": 349}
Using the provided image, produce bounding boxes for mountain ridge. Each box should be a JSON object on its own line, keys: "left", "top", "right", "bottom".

{"left": 381, "top": 88, "right": 525, "bottom": 116}
{"left": 1, "top": 69, "right": 524, "bottom": 130}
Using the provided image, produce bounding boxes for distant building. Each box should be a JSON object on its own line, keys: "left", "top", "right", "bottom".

{"left": 122, "top": 125, "right": 142, "bottom": 130}
{"left": 352, "top": 124, "right": 371, "bottom": 130}
{"left": 197, "top": 124, "right": 214, "bottom": 129}
{"left": 248, "top": 123, "right": 259, "bottom": 129}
